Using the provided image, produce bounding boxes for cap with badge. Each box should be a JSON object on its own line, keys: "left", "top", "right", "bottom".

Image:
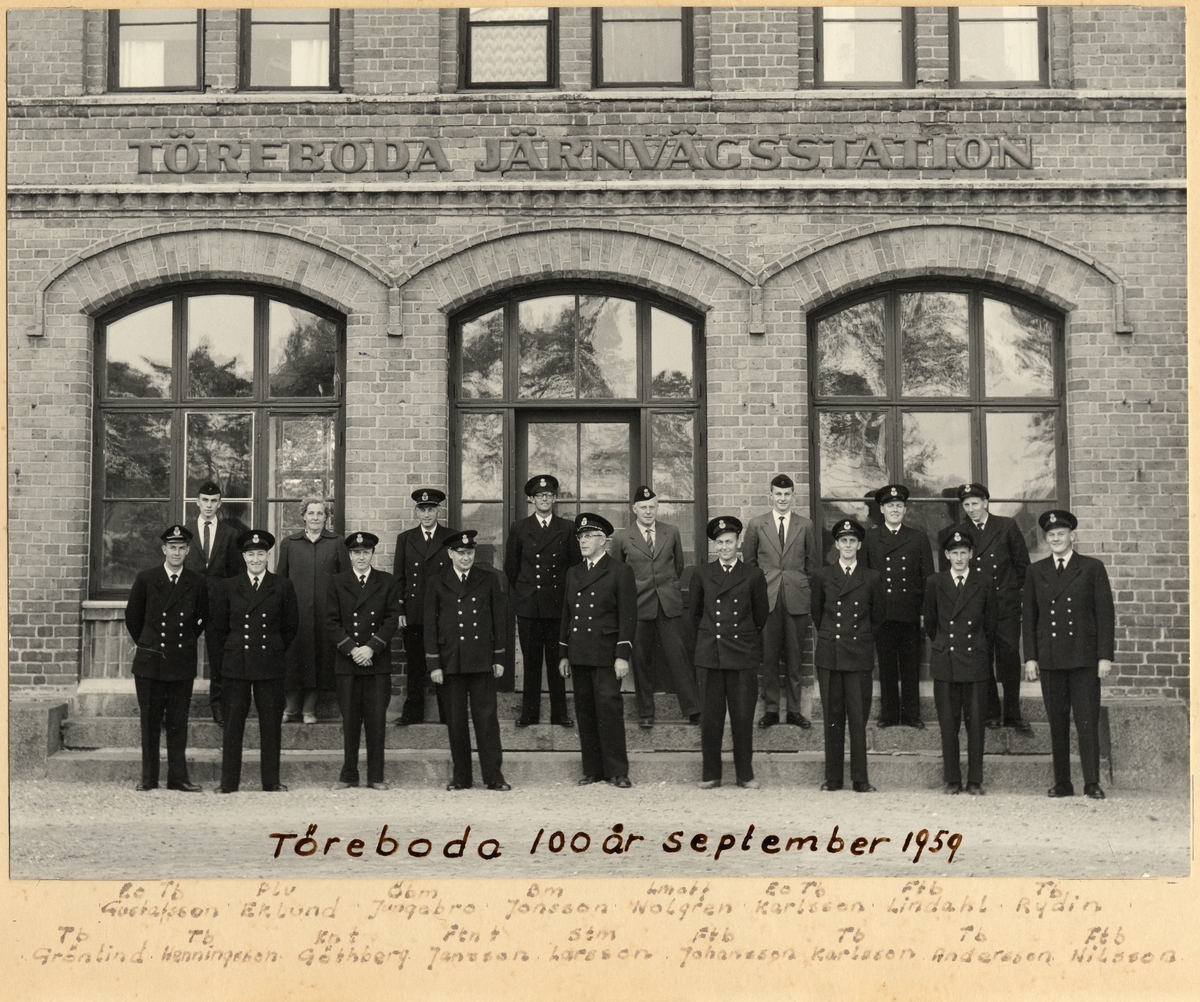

{"left": 940, "top": 526, "right": 976, "bottom": 551}
{"left": 874, "top": 483, "right": 910, "bottom": 506}
{"left": 957, "top": 482, "right": 990, "bottom": 502}
{"left": 345, "top": 531, "right": 379, "bottom": 551}
{"left": 771, "top": 473, "right": 794, "bottom": 490}
{"left": 1038, "top": 509, "right": 1078, "bottom": 532}
{"left": 632, "top": 486, "right": 656, "bottom": 503}
{"left": 160, "top": 524, "right": 193, "bottom": 544}
{"left": 196, "top": 480, "right": 223, "bottom": 498}
{"left": 525, "top": 475, "right": 559, "bottom": 496}
{"left": 574, "top": 512, "right": 615, "bottom": 537}
{"left": 442, "top": 529, "right": 478, "bottom": 550}
{"left": 707, "top": 516, "right": 743, "bottom": 540}
{"left": 411, "top": 488, "right": 446, "bottom": 508}
{"left": 237, "top": 529, "right": 276, "bottom": 552}
{"left": 831, "top": 518, "right": 866, "bottom": 541}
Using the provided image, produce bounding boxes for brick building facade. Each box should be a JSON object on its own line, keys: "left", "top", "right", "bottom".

{"left": 7, "top": 7, "right": 1187, "bottom": 723}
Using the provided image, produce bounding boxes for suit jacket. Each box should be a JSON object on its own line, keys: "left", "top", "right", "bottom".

{"left": 742, "top": 510, "right": 821, "bottom": 615}
{"left": 393, "top": 524, "right": 453, "bottom": 626}
{"left": 424, "top": 565, "right": 506, "bottom": 675}
{"left": 124, "top": 565, "right": 209, "bottom": 682}
{"left": 503, "top": 513, "right": 581, "bottom": 619}
{"left": 922, "top": 569, "right": 996, "bottom": 683}
{"left": 210, "top": 571, "right": 300, "bottom": 681}
{"left": 610, "top": 520, "right": 685, "bottom": 620}
{"left": 1022, "top": 553, "right": 1115, "bottom": 672}
{"left": 955, "top": 514, "right": 1030, "bottom": 620}
{"left": 863, "top": 522, "right": 934, "bottom": 623}
{"left": 690, "top": 560, "right": 770, "bottom": 671}
{"left": 183, "top": 517, "right": 243, "bottom": 581}
{"left": 325, "top": 567, "right": 402, "bottom": 676}
{"left": 811, "top": 562, "right": 886, "bottom": 672}
{"left": 559, "top": 553, "right": 638, "bottom": 667}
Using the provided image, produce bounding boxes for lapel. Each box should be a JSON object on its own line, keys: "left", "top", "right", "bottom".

{"left": 160, "top": 567, "right": 186, "bottom": 611}
{"left": 782, "top": 514, "right": 799, "bottom": 555}
{"left": 836, "top": 563, "right": 864, "bottom": 598}
{"left": 713, "top": 560, "right": 742, "bottom": 597}
{"left": 530, "top": 515, "right": 559, "bottom": 553}
{"left": 577, "top": 553, "right": 609, "bottom": 589}
{"left": 762, "top": 512, "right": 785, "bottom": 556}
{"left": 461, "top": 566, "right": 488, "bottom": 598}
{"left": 972, "top": 517, "right": 1001, "bottom": 556}
{"left": 245, "top": 571, "right": 272, "bottom": 613}
{"left": 878, "top": 524, "right": 904, "bottom": 554}
{"left": 948, "top": 570, "right": 978, "bottom": 618}
{"left": 354, "top": 569, "right": 383, "bottom": 609}
{"left": 1049, "top": 555, "right": 1081, "bottom": 600}
{"left": 629, "top": 525, "right": 654, "bottom": 559}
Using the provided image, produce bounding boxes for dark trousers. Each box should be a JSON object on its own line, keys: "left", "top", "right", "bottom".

{"left": 442, "top": 672, "right": 504, "bottom": 788}
{"left": 134, "top": 675, "right": 194, "bottom": 787}
{"left": 518, "top": 616, "right": 569, "bottom": 722}
{"left": 760, "top": 604, "right": 810, "bottom": 714}
{"left": 698, "top": 667, "right": 756, "bottom": 784}
{"left": 336, "top": 672, "right": 392, "bottom": 785}
{"left": 1040, "top": 667, "right": 1102, "bottom": 788}
{"left": 572, "top": 663, "right": 629, "bottom": 780}
{"left": 221, "top": 676, "right": 285, "bottom": 790}
{"left": 632, "top": 613, "right": 700, "bottom": 720}
{"left": 876, "top": 620, "right": 923, "bottom": 725}
{"left": 204, "top": 630, "right": 224, "bottom": 719}
{"left": 985, "top": 616, "right": 1023, "bottom": 723}
{"left": 817, "top": 667, "right": 873, "bottom": 786}
{"left": 400, "top": 624, "right": 445, "bottom": 722}
{"left": 934, "top": 679, "right": 987, "bottom": 786}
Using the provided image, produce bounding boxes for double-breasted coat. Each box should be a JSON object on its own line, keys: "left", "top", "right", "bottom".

{"left": 922, "top": 569, "right": 997, "bottom": 683}
{"left": 393, "top": 525, "right": 453, "bottom": 626}
{"left": 955, "top": 514, "right": 1030, "bottom": 622}
{"left": 325, "top": 567, "right": 403, "bottom": 676}
{"left": 210, "top": 572, "right": 300, "bottom": 681}
{"left": 275, "top": 530, "right": 350, "bottom": 691}
{"left": 1022, "top": 554, "right": 1115, "bottom": 671}
{"left": 689, "top": 560, "right": 770, "bottom": 671}
{"left": 811, "top": 563, "right": 887, "bottom": 672}
{"left": 424, "top": 565, "right": 506, "bottom": 675}
{"left": 124, "top": 566, "right": 209, "bottom": 681}
{"left": 742, "top": 510, "right": 822, "bottom": 615}
{"left": 559, "top": 554, "right": 638, "bottom": 666}
{"left": 609, "top": 521, "right": 686, "bottom": 620}
{"left": 503, "top": 513, "right": 581, "bottom": 619}
{"left": 863, "top": 523, "right": 934, "bottom": 622}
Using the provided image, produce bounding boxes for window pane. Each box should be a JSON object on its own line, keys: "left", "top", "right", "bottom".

{"left": 578, "top": 296, "right": 636, "bottom": 399}
{"left": 900, "top": 292, "right": 969, "bottom": 397}
{"left": 268, "top": 302, "right": 337, "bottom": 397}
{"left": 470, "top": 24, "right": 548, "bottom": 83}
{"left": 186, "top": 412, "right": 253, "bottom": 498}
{"left": 989, "top": 500, "right": 1056, "bottom": 564}
{"left": 957, "top": 7, "right": 1039, "bottom": 21}
{"left": 602, "top": 22, "right": 683, "bottom": 84}
{"left": 655, "top": 502, "right": 694, "bottom": 565}
{"left": 267, "top": 502, "right": 308, "bottom": 558}
{"left": 187, "top": 295, "right": 254, "bottom": 397}
{"left": 519, "top": 296, "right": 576, "bottom": 398}
{"left": 823, "top": 21, "right": 904, "bottom": 83}
{"left": 580, "top": 423, "right": 631, "bottom": 501}
{"left": 897, "top": 501, "right": 962, "bottom": 572}
{"left": 983, "top": 298, "right": 1054, "bottom": 397}
{"left": 105, "top": 302, "right": 173, "bottom": 398}
{"left": 958, "top": 21, "right": 1040, "bottom": 82}
{"left": 528, "top": 422, "right": 579, "bottom": 501}
{"left": 818, "top": 410, "right": 888, "bottom": 499}
{"left": 103, "top": 413, "right": 172, "bottom": 498}
{"left": 651, "top": 413, "right": 693, "bottom": 499}
{"left": 101, "top": 501, "right": 171, "bottom": 592}
{"left": 471, "top": 7, "right": 549, "bottom": 21}
{"left": 651, "top": 308, "right": 693, "bottom": 397}
{"left": 461, "top": 308, "right": 505, "bottom": 398}
{"left": 248, "top": 11, "right": 331, "bottom": 88}
{"left": 986, "top": 411, "right": 1057, "bottom": 499}
{"left": 815, "top": 299, "right": 886, "bottom": 396}
{"left": 461, "top": 413, "right": 504, "bottom": 499}
{"left": 824, "top": 6, "right": 903, "bottom": 18}
{"left": 902, "top": 412, "right": 972, "bottom": 496}
{"left": 460, "top": 501, "right": 505, "bottom": 571}
{"left": 269, "top": 413, "right": 336, "bottom": 500}
{"left": 118, "top": 10, "right": 198, "bottom": 89}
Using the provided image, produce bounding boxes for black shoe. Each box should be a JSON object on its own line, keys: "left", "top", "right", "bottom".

{"left": 1047, "top": 784, "right": 1075, "bottom": 798}
{"left": 820, "top": 780, "right": 842, "bottom": 792}
{"left": 876, "top": 719, "right": 899, "bottom": 729}
{"left": 786, "top": 712, "right": 811, "bottom": 729}
{"left": 943, "top": 782, "right": 962, "bottom": 794}
{"left": 211, "top": 706, "right": 224, "bottom": 727}
{"left": 1008, "top": 718, "right": 1033, "bottom": 735}
{"left": 554, "top": 717, "right": 575, "bottom": 729}
{"left": 577, "top": 775, "right": 604, "bottom": 786}
{"left": 514, "top": 717, "right": 535, "bottom": 728}
{"left": 688, "top": 713, "right": 701, "bottom": 725}
{"left": 262, "top": 783, "right": 288, "bottom": 792}
{"left": 853, "top": 782, "right": 877, "bottom": 793}
{"left": 965, "top": 782, "right": 986, "bottom": 796}
{"left": 905, "top": 719, "right": 926, "bottom": 730}
{"left": 214, "top": 786, "right": 237, "bottom": 794}
{"left": 986, "top": 717, "right": 1003, "bottom": 730}
{"left": 609, "top": 776, "right": 632, "bottom": 789}
{"left": 757, "top": 712, "right": 780, "bottom": 729}
{"left": 134, "top": 782, "right": 158, "bottom": 792}
{"left": 639, "top": 717, "right": 654, "bottom": 730}
{"left": 1084, "top": 783, "right": 1106, "bottom": 800}
{"left": 446, "top": 782, "right": 470, "bottom": 791}
{"left": 167, "top": 781, "right": 202, "bottom": 793}
{"left": 487, "top": 782, "right": 512, "bottom": 792}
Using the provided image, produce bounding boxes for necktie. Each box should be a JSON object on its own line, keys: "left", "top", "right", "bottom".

{"left": 460, "top": 573, "right": 467, "bottom": 584}
{"left": 359, "top": 574, "right": 367, "bottom": 588}
{"left": 541, "top": 519, "right": 549, "bottom": 531}
{"left": 202, "top": 521, "right": 211, "bottom": 560}
{"left": 844, "top": 564, "right": 851, "bottom": 577}
{"left": 778, "top": 516, "right": 786, "bottom": 550}
{"left": 955, "top": 576, "right": 963, "bottom": 590}
{"left": 1057, "top": 559, "right": 1065, "bottom": 575}
{"left": 252, "top": 576, "right": 260, "bottom": 590}
{"left": 644, "top": 527, "right": 654, "bottom": 549}
{"left": 169, "top": 573, "right": 178, "bottom": 587}
{"left": 725, "top": 564, "right": 733, "bottom": 574}
{"left": 425, "top": 531, "right": 433, "bottom": 543}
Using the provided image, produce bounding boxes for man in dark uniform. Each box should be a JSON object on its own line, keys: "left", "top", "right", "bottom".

{"left": 923, "top": 527, "right": 997, "bottom": 795}
{"left": 184, "top": 480, "right": 243, "bottom": 726}
{"left": 124, "top": 524, "right": 208, "bottom": 792}
{"left": 504, "top": 474, "right": 580, "bottom": 728}
{"left": 955, "top": 482, "right": 1032, "bottom": 733}
{"left": 558, "top": 513, "right": 638, "bottom": 788}
{"left": 811, "top": 518, "right": 886, "bottom": 792}
{"left": 863, "top": 484, "right": 934, "bottom": 729}
{"left": 393, "top": 488, "right": 451, "bottom": 725}
{"left": 425, "top": 530, "right": 510, "bottom": 791}
{"left": 210, "top": 530, "right": 299, "bottom": 793}
{"left": 1023, "top": 510, "right": 1115, "bottom": 800}
{"left": 691, "top": 516, "right": 770, "bottom": 790}
{"left": 326, "top": 531, "right": 402, "bottom": 791}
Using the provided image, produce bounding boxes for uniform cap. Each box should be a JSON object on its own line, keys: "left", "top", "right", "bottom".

{"left": 237, "top": 529, "right": 275, "bottom": 552}
{"left": 770, "top": 473, "right": 794, "bottom": 490}
{"left": 442, "top": 528, "right": 478, "bottom": 550}
{"left": 411, "top": 488, "right": 446, "bottom": 508}
{"left": 196, "top": 480, "right": 222, "bottom": 497}
{"left": 346, "top": 530, "right": 379, "bottom": 550}
{"left": 1038, "top": 509, "right": 1078, "bottom": 532}
{"left": 524, "top": 474, "right": 560, "bottom": 496}
{"left": 957, "top": 482, "right": 990, "bottom": 502}
{"left": 940, "top": 526, "right": 976, "bottom": 551}
{"left": 874, "top": 484, "right": 910, "bottom": 505}
{"left": 574, "top": 512, "right": 614, "bottom": 537}
{"left": 632, "top": 486, "right": 656, "bottom": 503}
{"left": 160, "top": 524, "right": 193, "bottom": 544}
{"left": 707, "top": 515, "right": 743, "bottom": 540}
{"left": 832, "top": 518, "right": 866, "bottom": 541}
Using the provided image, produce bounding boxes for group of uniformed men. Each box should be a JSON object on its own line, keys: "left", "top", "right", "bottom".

{"left": 125, "top": 475, "right": 1114, "bottom": 799}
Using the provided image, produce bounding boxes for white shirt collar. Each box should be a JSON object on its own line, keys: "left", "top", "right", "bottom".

{"left": 952, "top": 567, "right": 970, "bottom": 582}
{"left": 1055, "top": 550, "right": 1074, "bottom": 567}
{"left": 839, "top": 560, "right": 857, "bottom": 574}
{"left": 163, "top": 563, "right": 180, "bottom": 578}
{"left": 775, "top": 510, "right": 791, "bottom": 523}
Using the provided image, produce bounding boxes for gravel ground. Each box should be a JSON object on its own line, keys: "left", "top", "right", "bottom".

{"left": 10, "top": 778, "right": 1190, "bottom": 879}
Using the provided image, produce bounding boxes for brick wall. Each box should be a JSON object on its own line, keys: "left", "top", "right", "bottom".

{"left": 355, "top": 7, "right": 441, "bottom": 95}
{"left": 1069, "top": 5, "right": 1186, "bottom": 89}
{"left": 6, "top": 8, "right": 84, "bottom": 98}
{"left": 708, "top": 6, "right": 801, "bottom": 91}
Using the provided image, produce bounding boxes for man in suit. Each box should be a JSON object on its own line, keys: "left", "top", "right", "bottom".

{"left": 863, "top": 484, "right": 934, "bottom": 729}
{"left": 124, "top": 524, "right": 208, "bottom": 792}
{"left": 425, "top": 530, "right": 510, "bottom": 791}
{"left": 811, "top": 518, "right": 886, "bottom": 793}
{"left": 504, "top": 474, "right": 580, "bottom": 728}
{"left": 184, "top": 480, "right": 243, "bottom": 726}
{"left": 210, "top": 529, "right": 300, "bottom": 793}
{"left": 955, "top": 482, "right": 1032, "bottom": 734}
{"left": 326, "top": 531, "right": 402, "bottom": 791}
{"left": 743, "top": 473, "right": 821, "bottom": 729}
{"left": 923, "top": 527, "right": 997, "bottom": 796}
{"left": 393, "top": 488, "right": 452, "bottom": 725}
{"left": 1023, "top": 510, "right": 1115, "bottom": 801}
{"left": 691, "top": 516, "right": 770, "bottom": 790}
{"left": 610, "top": 486, "right": 700, "bottom": 729}
{"left": 559, "top": 513, "right": 639, "bottom": 788}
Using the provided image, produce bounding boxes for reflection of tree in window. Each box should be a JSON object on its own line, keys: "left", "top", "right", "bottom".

{"left": 461, "top": 310, "right": 504, "bottom": 397}
{"left": 815, "top": 299, "right": 885, "bottom": 396}
{"left": 652, "top": 414, "right": 693, "bottom": 499}
{"left": 107, "top": 357, "right": 172, "bottom": 398}
{"left": 186, "top": 414, "right": 252, "bottom": 496}
{"left": 652, "top": 369, "right": 691, "bottom": 397}
{"left": 105, "top": 414, "right": 171, "bottom": 496}
{"left": 520, "top": 299, "right": 577, "bottom": 398}
{"left": 188, "top": 344, "right": 253, "bottom": 397}
{"left": 901, "top": 293, "right": 968, "bottom": 396}
{"left": 270, "top": 314, "right": 337, "bottom": 397}
{"left": 819, "top": 411, "right": 888, "bottom": 496}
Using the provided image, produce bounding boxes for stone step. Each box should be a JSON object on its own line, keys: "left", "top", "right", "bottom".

{"left": 45, "top": 747, "right": 1081, "bottom": 791}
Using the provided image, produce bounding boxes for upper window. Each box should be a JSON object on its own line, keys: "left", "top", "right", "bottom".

{"left": 951, "top": 7, "right": 1048, "bottom": 87}
{"left": 810, "top": 283, "right": 1065, "bottom": 563}
{"left": 240, "top": 9, "right": 338, "bottom": 90}
{"left": 108, "top": 9, "right": 203, "bottom": 92}
{"left": 460, "top": 7, "right": 557, "bottom": 89}
{"left": 815, "top": 7, "right": 914, "bottom": 88}
{"left": 593, "top": 7, "right": 693, "bottom": 88}
{"left": 93, "top": 286, "right": 345, "bottom": 596}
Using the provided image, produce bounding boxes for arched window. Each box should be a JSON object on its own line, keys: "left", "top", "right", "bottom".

{"left": 93, "top": 284, "right": 345, "bottom": 596}
{"left": 451, "top": 284, "right": 705, "bottom": 569}
{"left": 810, "top": 282, "right": 1065, "bottom": 561}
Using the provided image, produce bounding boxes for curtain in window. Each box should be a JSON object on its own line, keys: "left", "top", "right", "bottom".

{"left": 289, "top": 39, "right": 328, "bottom": 87}
{"left": 119, "top": 41, "right": 165, "bottom": 88}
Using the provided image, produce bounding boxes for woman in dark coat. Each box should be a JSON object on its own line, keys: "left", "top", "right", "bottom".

{"left": 276, "top": 497, "right": 350, "bottom": 722}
